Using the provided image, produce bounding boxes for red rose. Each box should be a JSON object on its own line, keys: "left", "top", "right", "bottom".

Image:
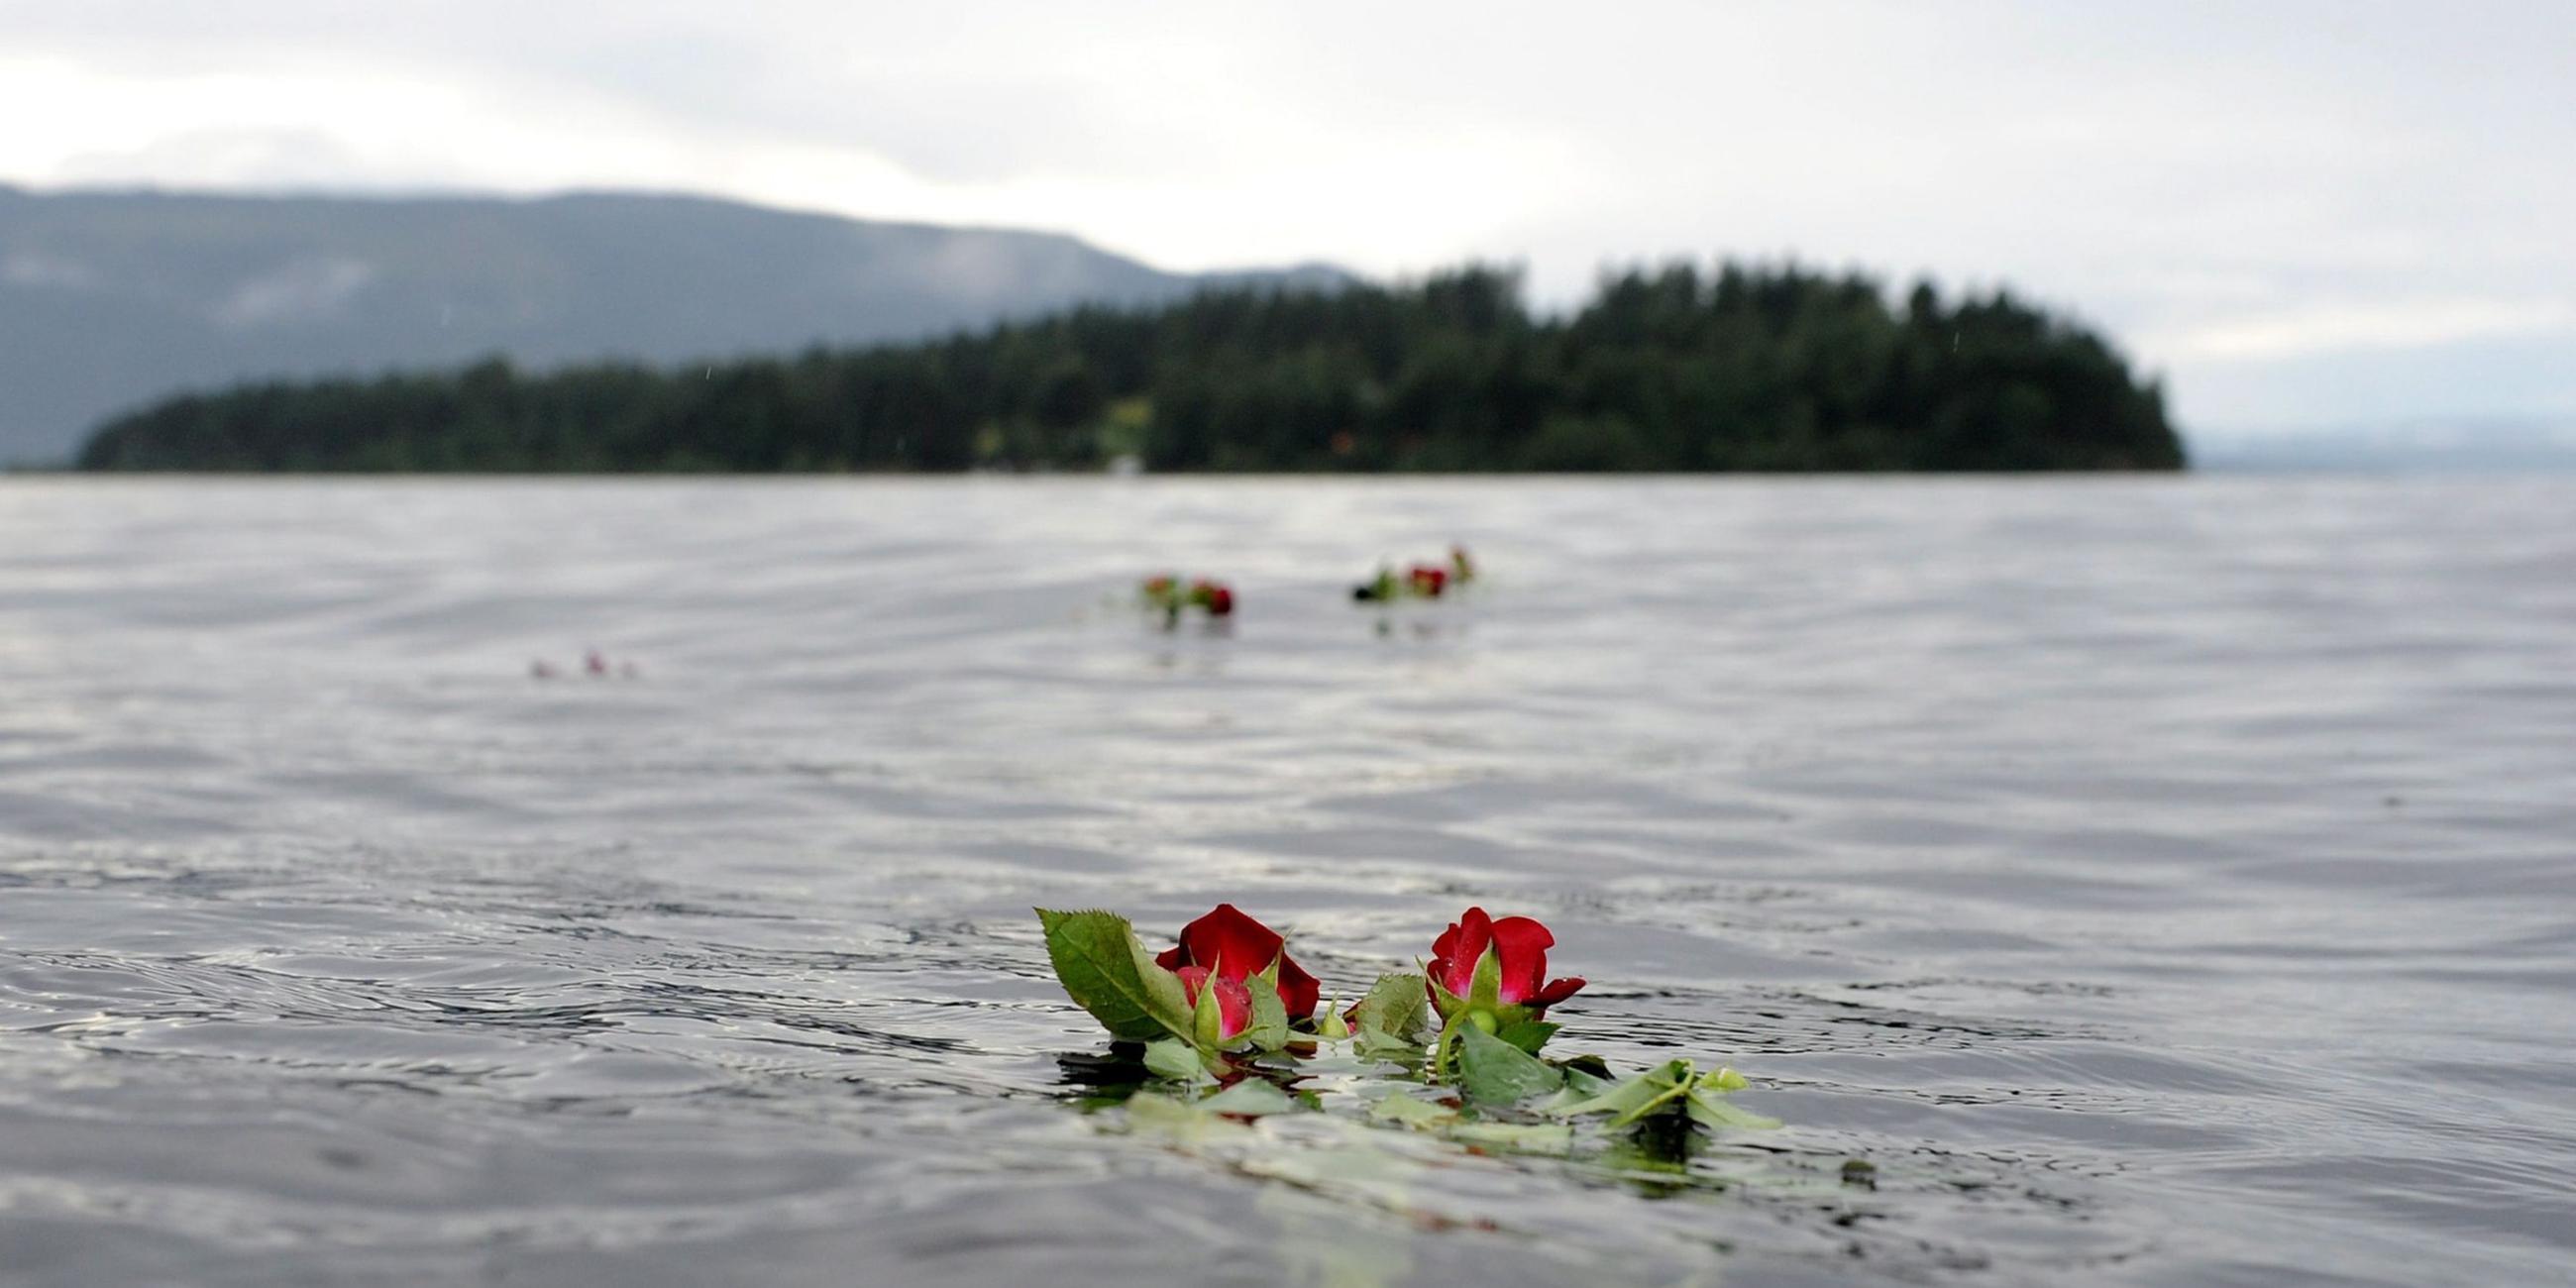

{"left": 1407, "top": 565, "right": 1448, "bottom": 596}
{"left": 1156, "top": 904, "right": 1320, "bottom": 1020}
{"left": 1428, "top": 907, "right": 1585, "bottom": 1017}
{"left": 1186, "top": 579, "right": 1234, "bottom": 616}
{"left": 1175, "top": 965, "right": 1252, "bottom": 1040}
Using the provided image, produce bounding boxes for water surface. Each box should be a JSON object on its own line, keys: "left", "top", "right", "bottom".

{"left": 2, "top": 478, "right": 2571, "bottom": 1286}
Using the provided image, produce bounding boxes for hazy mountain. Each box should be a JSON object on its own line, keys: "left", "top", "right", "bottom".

{"left": 0, "top": 185, "right": 1346, "bottom": 463}
{"left": 2190, "top": 419, "right": 2576, "bottom": 473}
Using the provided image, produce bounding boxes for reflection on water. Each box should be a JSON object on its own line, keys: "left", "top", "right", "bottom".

{"left": 1, "top": 477, "right": 2573, "bottom": 1286}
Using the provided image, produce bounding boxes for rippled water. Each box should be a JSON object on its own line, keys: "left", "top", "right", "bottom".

{"left": 2, "top": 477, "right": 2571, "bottom": 1286}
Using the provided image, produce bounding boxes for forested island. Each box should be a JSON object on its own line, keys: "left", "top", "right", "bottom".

{"left": 75, "top": 264, "right": 2185, "bottom": 473}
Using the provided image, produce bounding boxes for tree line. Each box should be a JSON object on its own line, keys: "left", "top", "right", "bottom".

{"left": 75, "top": 263, "right": 2185, "bottom": 473}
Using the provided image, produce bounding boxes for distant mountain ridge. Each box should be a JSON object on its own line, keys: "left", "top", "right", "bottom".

{"left": 0, "top": 184, "right": 1346, "bottom": 462}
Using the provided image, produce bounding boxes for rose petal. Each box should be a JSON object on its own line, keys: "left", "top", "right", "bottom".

{"left": 1168, "top": 904, "right": 1319, "bottom": 1020}
{"left": 1212, "top": 975, "right": 1252, "bottom": 1037}
{"left": 1431, "top": 908, "right": 1494, "bottom": 999}
{"left": 1486, "top": 915, "right": 1556, "bottom": 1004}
{"left": 1528, "top": 976, "right": 1586, "bottom": 1010}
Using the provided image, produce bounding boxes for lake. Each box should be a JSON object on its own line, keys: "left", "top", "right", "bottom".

{"left": 2, "top": 477, "right": 2570, "bottom": 1286}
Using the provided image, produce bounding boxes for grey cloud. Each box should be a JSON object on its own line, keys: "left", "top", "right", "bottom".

{"left": 3, "top": 0, "right": 2571, "bottom": 428}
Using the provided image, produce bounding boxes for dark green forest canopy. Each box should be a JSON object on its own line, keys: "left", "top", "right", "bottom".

{"left": 75, "top": 264, "right": 2185, "bottom": 472}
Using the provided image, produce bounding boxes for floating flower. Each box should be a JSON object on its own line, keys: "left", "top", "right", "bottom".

{"left": 1187, "top": 579, "right": 1235, "bottom": 617}
{"left": 1427, "top": 907, "right": 1585, "bottom": 1024}
{"left": 1141, "top": 574, "right": 1232, "bottom": 620}
{"left": 1156, "top": 903, "right": 1320, "bottom": 1020}
{"left": 1354, "top": 550, "right": 1475, "bottom": 602}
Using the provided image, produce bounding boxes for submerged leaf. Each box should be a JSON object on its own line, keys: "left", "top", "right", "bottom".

{"left": 1143, "top": 1037, "right": 1209, "bottom": 1082}
{"left": 1446, "top": 1122, "right": 1574, "bottom": 1153}
{"left": 1547, "top": 1058, "right": 1695, "bottom": 1126}
{"left": 1202, "top": 1078, "right": 1297, "bottom": 1118}
{"left": 1366, "top": 1091, "right": 1457, "bottom": 1129}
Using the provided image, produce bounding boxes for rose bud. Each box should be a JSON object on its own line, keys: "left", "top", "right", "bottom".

{"left": 1176, "top": 965, "right": 1253, "bottom": 1044}
{"left": 1407, "top": 565, "right": 1448, "bottom": 597}
{"left": 1156, "top": 904, "right": 1320, "bottom": 1020}
{"left": 1425, "top": 907, "right": 1585, "bottom": 1030}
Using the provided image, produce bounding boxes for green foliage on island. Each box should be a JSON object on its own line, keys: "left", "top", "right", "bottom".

{"left": 75, "top": 263, "right": 2184, "bottom": 473}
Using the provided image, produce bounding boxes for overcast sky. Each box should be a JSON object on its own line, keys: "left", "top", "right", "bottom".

{"left": 2, "top": 0, "right": 2568, "bottom": 433}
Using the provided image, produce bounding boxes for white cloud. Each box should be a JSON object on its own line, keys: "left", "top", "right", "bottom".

{"left": 210, "top": 255, "right": 378, "bottom": 327}
{"left": 2151, "top": 299, "right": 2576, "bottom": 363}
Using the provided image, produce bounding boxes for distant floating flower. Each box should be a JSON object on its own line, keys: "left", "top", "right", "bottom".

{"left": 1353, "top": 547, "right": 1476, "bottom": 602}
{"left": 531, "top": 651, "right": 638, "bottom": 680}
{"left": 1140, "top": 573, "right": 1234, "bottom": 623}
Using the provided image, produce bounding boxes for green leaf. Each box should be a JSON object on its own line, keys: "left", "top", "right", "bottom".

{"left": 1455, "top": 1020, "right": 1564, "bottom": 1107}
{"left": 1355, "top": 1026, "right": 1428, "bottom": 1063}
{"left": 1241, "top": 975, "right": 1291, "bottom": 1052}
{"left": 1493, "top": 1019, "right": 1558, "bottom": 1055}
{"left": 1547, "top": 1059, "right": 1695, "bottom": 1125}
{"left": 1037, "top": 908, "right": 1195, "bottom": 1043}
{"left": 1683, "top": 1089, "right": 1780, "bottom": 1131}
{"left": 1557, "top": 1053, "right": 1615, "bottom": 1079}
{"left": 1192, "top": 977, "right": 1228, "bottom": 1049}
{"left": 1556, "top": 1056, "right": 1617, "bottom": 1099}
{"left": 1201, "top": 1078, "right": 1296, "bottom": 1118}
{"left": 1347, "top": 972, "right": 1429, "bottom": 1043}
{"left": 1469, "top": 944, "right": 1504, "bottom": 1009}
{"left": 1704, "top": 1065, "right": 1750, "bottom": 1092}
{"left": 1424, "top": 967, "right": 1467, "bottom": 1020}
{"left": 1316, "top": 999, "right": 1351, "bottom": 1041}
{"left": 1142, "top": 1037, "right": 1208, "bottom": 1082}
{"left": 1367, "top": 1092, "right": 1456, "bottom": 1128}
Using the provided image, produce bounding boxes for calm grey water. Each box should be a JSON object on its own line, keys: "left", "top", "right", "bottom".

{"left": 1, "top": 478, "right": 2571, "bottom": 1287}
